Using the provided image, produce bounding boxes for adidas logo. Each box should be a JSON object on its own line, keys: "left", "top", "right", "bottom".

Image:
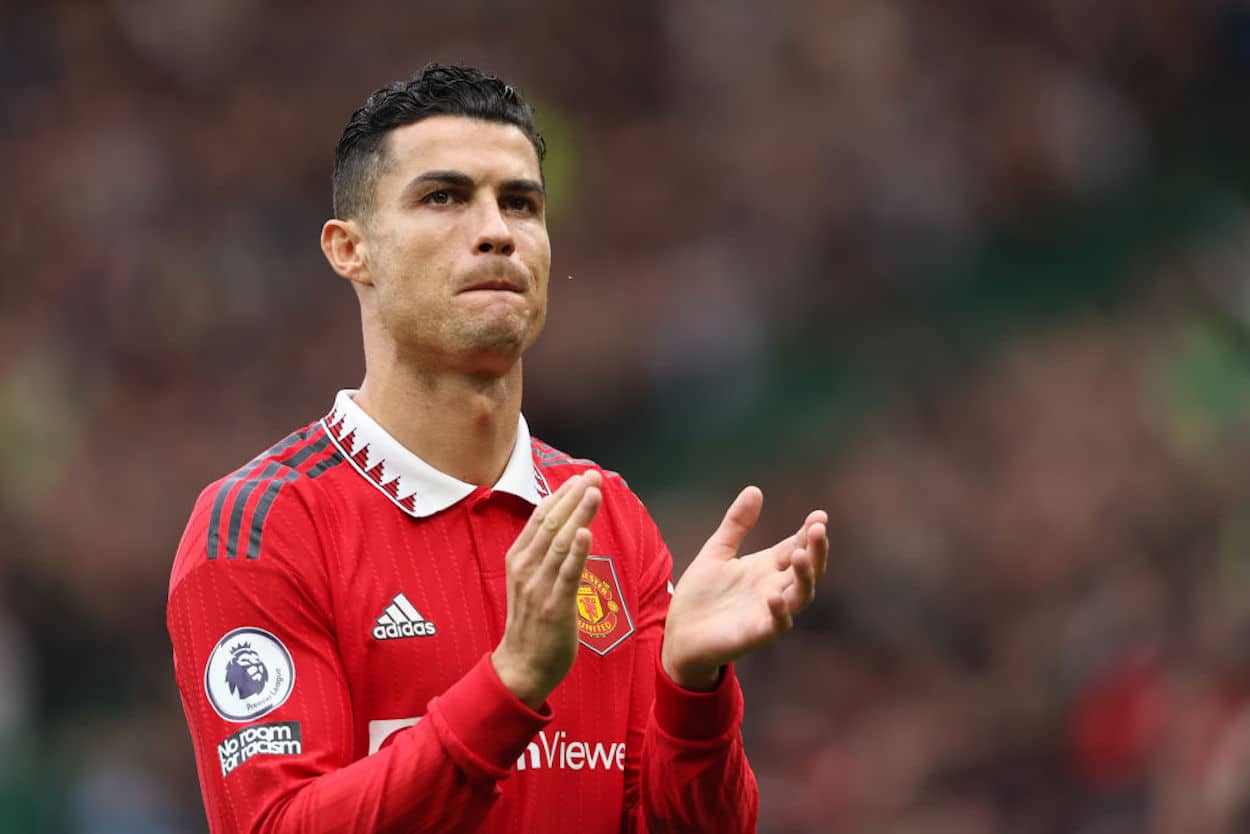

{"left": 372, "top": 593, "right": 437, "bottom": 640}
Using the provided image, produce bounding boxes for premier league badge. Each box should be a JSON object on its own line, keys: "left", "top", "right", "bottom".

{"left": 204, "top": 627, "right": 295, "bottom": 723}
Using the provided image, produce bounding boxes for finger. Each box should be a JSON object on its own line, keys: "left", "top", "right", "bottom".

{"left": 772, "top": 537, "right": 796, "bottom": 570}
{"left": 793, "top": 545, "right": 816, "bottom": 599}
{"left": 808, "top": 522, "right": 829, "bottom": 579}
{"left": 770, "top": 532, "right": 799, "bottom": 570}
{"left": 540, "top": 485, "right": 602, "bottom": 581}
{"left": 779, "top": 513, "right": 828, "bottom": 578}
{"left": 767, "top": 591, "right": 793, "bottom": 632}
{"left": 702, "top": 486, "right": 763, "bottom": 561}
{"left": 789, "top": 511, "right": 825, "bottom": 548}
{"left": 555, "top": 526, "right": 594, "bottom": 597}
{"left": 803, "top": 510, "right": 828, "bottom": 530}
{"left": 525, "top": 475, "right": 587, "bottom": 566}
{"left": 510, "top": 475, "right": 580, "bottom": 556}
{"left": 781, "top": 547, "right": 817, "bottom": 612}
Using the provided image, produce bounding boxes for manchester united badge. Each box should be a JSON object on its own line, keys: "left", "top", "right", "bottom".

{"left": 576, "top": 555, "right": 635, "bottom": 655}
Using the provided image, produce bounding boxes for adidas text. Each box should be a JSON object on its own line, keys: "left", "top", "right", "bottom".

{"left": 373, "top": 593, "right": 437, "bottom": 640}
{"left": 372, "top": 621, "right": 436, "bottom": 640}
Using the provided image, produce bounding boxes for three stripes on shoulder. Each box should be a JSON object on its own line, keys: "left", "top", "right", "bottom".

{"left": 207, "top": 429, "right": 344, "bottom": 561}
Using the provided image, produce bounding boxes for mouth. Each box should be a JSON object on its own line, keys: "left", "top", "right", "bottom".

{"left": 459, "top": 274, "right": 526, "bottom": 294}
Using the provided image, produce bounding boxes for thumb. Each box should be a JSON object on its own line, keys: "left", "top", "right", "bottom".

{"left": 700, "top": 486, "right": 763, "bottom": 561}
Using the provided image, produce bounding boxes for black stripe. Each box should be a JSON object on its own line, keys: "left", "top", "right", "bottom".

{"left": 224, "top": 460, "right": 284, "bottom": 559}
{"left": 244, "top": 470, "right": 300, "bottom": 560}
{"left": 539, "top": 458, "right": 591, "bottom": 469}
{"left": 306, "top": 451, "right": 345, "bottom": 480}
{"left": 224, "top": 436, "right": 331, "bottom": 559}
{"left": 206, "top": 431, "right": 306, "bottom": 560}
{"left": 285, "top": 435, "right": 332, "bottom": 471}
{"left": 243, "top": 446, "right": 342, "bottom": 560}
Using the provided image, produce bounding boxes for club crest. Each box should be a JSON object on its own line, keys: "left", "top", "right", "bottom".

{"left": 576, "top": 556, "right": 635, "bottom": 655}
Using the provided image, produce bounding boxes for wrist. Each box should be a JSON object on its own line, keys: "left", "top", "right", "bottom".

{"left": 660, "top": 644, "right": 722, "bottom": 691}
{"left": 665, "top": 663, "right": 722, "bottom": 691}
{"left": 490, "top": 649, "right": 550, "bottom": 709}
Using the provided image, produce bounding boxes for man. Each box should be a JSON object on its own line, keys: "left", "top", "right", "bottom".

{"left": 168, "top": 64, "right": 828, "bottom": 834}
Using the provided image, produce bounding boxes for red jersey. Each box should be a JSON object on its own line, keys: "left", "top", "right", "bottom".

{"left": 168, "top": 390, "right": 758, "bottom": 834}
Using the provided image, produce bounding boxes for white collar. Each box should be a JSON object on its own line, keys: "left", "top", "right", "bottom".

{"left": 321, "top": 389, "right": 550, "bottom": 517}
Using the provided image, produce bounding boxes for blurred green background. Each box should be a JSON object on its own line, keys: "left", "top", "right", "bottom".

{"left": 6, "top": 1, "right": 1250, "bottom": 832}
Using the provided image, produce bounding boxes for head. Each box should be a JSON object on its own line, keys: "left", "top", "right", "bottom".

{"left": 225, "top": 645, "right": 268, "bottom": 699}
{"left": 321, "top": 64, "right": 552, "bottom": 376}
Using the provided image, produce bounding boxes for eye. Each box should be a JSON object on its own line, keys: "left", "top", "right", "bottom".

{"left": 503, "top": 195, "right": 537, "bottom": 214}
{"left": 423, "top": 190, "right": 454, "bottom": 206}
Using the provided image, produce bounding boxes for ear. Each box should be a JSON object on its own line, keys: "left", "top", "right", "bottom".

{"left": 321, "top": 218, "right": 373, "bottom": 286}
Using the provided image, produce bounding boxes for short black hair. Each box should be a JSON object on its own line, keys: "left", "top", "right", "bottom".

{"left": 332, "top": 63, "right": 545, "bottom": 220}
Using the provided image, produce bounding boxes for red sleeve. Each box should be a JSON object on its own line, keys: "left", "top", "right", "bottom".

{"left": 167, "top": 480, "right": 550, "bottom": 834}
{"left": 616, "top": 490, "right": 759, "bottom": 834}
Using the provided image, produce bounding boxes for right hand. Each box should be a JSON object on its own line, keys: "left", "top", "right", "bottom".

{"left": 491, "top": 470, "right": 603, "bottom": 708}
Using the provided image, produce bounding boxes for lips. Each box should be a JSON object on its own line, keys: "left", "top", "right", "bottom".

{"left": 458, "top": 263, "right": 528, "bottom": 294}
{"left": 461, "top": 277, "right": 524, "bottom": 293}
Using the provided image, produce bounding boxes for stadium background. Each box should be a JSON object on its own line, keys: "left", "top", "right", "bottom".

{"left": 6, "top": 1, "right": 1250, "bottom": 832}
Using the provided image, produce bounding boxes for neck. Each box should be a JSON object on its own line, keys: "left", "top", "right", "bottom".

{"left": 354, "top": 358, "right": 523, "bottom": 487}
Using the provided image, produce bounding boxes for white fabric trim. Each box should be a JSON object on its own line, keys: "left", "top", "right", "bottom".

{"left": 322, "top": 389, "right": 544, "bottom": 517}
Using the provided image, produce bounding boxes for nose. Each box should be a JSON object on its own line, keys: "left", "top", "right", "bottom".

{"left": 473, "top": 202, "right": 515, "bottom": 257}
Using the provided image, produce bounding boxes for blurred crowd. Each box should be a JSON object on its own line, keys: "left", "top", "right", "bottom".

{"left": 5, "top": 1, "right": 1250, "bottom": 832}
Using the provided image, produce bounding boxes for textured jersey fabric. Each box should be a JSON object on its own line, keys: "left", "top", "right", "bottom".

{"left": 168, "top": 390, "right": 758, "bottom": 834}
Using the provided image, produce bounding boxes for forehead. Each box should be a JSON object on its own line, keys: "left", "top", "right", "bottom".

{"left": 379, "top": 115, "right": 541, "bottom": 189}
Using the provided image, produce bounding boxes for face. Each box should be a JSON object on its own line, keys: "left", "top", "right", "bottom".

{"left": 232, "top": 650, "right": 266, "bottom": 685}
{"left": 237, "top": 651, "right": 264, "bottom": 682}
{"left": 350, "top": 115, "right": 551, "bottom": 374}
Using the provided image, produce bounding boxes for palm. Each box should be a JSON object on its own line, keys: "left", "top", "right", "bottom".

{"left": 669, "top": 541, "right": 793, "bottom": 662}
{"left": 661, "top": 487, "right": 828, "bottom": 688}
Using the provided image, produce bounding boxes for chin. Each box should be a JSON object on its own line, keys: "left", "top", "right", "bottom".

{"left": 467, "top": 336, "right": 527, "bottom": 363}
{"left": 463, "top": 315, "right": 535, "bottom": 354}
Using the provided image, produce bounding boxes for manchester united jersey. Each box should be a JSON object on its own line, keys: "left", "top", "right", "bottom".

{"left": 167, "top": 390, "right": 758, "bottom": 834}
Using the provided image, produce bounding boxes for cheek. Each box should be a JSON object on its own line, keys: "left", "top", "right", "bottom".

{"left": 372, "top": 233, "right": 443, "bottom": 307}
{"left": 371, "top": 219, "right": 445, "bottom": 279}
{"left": 525, "top": 230, "right": 552, "bottom": 280}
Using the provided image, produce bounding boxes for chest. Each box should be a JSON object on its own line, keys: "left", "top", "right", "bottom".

{"left": 324, "top": 490, "right": 643, "bottom": 758}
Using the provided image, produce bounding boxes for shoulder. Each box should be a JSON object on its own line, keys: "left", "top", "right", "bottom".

{"left": 528, "top": 435, "right": 656, "bottom": 528}
{"left": 529, "top": 438, "right": 672, "bottom": 583}
{"left": 170, "top": 421, "right": 347, "bottom": 592}
{"left": 530, "top": 436, "right": 630, "bottom": 492}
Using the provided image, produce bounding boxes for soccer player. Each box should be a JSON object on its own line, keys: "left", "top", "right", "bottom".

{"left": 167, "top": 64, "right": 829, "bottom": 834}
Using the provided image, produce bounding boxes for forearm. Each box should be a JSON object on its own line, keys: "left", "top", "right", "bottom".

{"left": 259, "top": 719, "right": 497, "bottom": 834}
{"left": 627, "top": 663, "right": 758, "bottom": 834}
{"left": 185, "top": 651, "right": 549, "bottom": 834}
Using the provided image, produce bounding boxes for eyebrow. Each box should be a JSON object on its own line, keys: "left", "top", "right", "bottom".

{"left": 401, "top": 170, "right": 545, "bottom": 201}
{"left": 500, "top": 178, "right": 545, "bottom": 196}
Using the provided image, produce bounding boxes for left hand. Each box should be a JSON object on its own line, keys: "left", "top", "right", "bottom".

{"left": 661, "top": 486, "right": 829, "bottom": 690}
